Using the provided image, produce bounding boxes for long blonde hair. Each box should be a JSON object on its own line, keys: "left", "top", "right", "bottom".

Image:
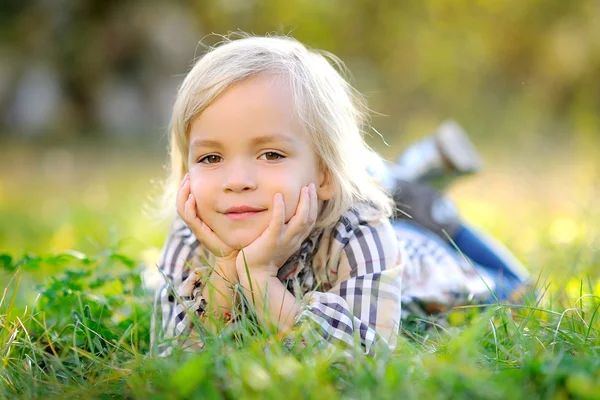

{"left": 160, "top": 34, "right": 393, "bottom": 229}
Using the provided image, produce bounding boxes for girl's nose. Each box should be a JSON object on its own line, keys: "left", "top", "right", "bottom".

{"left": 221, "top": 161, "right": 257, "bottom": 192}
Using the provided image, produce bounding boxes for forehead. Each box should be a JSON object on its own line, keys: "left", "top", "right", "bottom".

{"left": 189, "top": 133, "right": 297, "bottom": 149}
{"left": 188, "top": 75, "right": 309, "bottom": 146}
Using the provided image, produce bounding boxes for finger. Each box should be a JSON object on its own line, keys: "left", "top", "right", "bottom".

{"left": 176, "top": 179, "right": 191, "bottom": 217}
{"left": 183, "top": 194, "right": 231, "bottom": 254}
{"left": 308, "top": 183, "right": 318, "bottom": 225}
{"left": 284, "top": 186, "right": 310, "bottom": 240}
{"left": 196, "top": 219, "right": 228, "bottom": 255}
{"left": 179, "top": 173, "right": 189, "bottom": 188}
{"left": 183, "top": 193, "right": 199, "bottom": 224}
{"left": 181, "top": 192, "right": 206, "bottom": 240}
{"left": 265, "top": 193, "right": 286, "bottom": 238}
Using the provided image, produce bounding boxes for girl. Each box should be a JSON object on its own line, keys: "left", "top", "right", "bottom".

{"left": 152, "top": 35, "right": 528, "bottom": 356}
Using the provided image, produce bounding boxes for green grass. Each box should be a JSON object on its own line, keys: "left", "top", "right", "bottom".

{"left": 1, "top": 143, "right": 599, "bottom": 399}
{"left": 2, "top": 252, "right": 600, "bottom": 399}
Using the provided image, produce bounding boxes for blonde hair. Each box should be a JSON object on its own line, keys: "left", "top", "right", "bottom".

{"left": 161, "top": 34, "right": 393, "bottom": 229}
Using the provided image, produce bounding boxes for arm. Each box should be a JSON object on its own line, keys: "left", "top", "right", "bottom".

{"left": 237, "top": 271, "right": 300, "bottom": 333}
{"left": 151, "top": 218, "right": 239, "bottom": 354}
{"left": 151, "top": 218, "right": 205, "bottom": 354}
{"left": 201, "top": 257, "right": 239, "bottom": 321}
{"left": 153, "top": 174, "right": 242, "bottom": 347}
{"left": 231, "top": 186, "right": 317, "bottom": 334}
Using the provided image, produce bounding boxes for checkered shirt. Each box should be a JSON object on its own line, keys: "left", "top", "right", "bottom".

{"left": 151, "top": 204, "right": 497, "bottom": 356}
{"left": 151, "top": 203, "right": 405, "bottom": 356}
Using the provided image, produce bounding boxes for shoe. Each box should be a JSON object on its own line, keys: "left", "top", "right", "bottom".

{"left": 392, "top": 120, "right": 483, "bottom": 188}
{"left": 435, "top": 120, "right": 483, "bottom": 176}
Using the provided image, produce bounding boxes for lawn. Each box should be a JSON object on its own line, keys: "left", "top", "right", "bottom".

{"left": 1, "top": 141, "right": 599, "bottom": 399}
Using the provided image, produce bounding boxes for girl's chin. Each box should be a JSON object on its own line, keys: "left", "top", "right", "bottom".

{"left": 222, "top": 232, "right": 262, "bottom": 250}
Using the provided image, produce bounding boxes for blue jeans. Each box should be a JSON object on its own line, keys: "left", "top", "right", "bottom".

{"left": 394, "top": 220, "right": 529, "bottom": 301}
{"left": 452, "top": 224, "right": 529, "bottom": 301}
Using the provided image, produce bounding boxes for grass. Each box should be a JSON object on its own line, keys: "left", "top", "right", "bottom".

{"left": 1, "top": 142, "right": 599, "bottom": 399}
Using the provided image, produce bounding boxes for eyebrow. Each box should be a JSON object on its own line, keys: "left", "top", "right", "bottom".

{"left": 189, "top": 134, "right": 296, "bottom": 148}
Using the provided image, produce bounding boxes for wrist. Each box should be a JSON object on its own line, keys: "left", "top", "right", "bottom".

{"left": 214, "top": 256, "right": 239, "bottom": 282}
{"left": 236, "top": 267, "right": 276, "bottom": 288}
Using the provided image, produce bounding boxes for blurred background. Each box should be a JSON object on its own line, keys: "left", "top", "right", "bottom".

{"left": 0, "top": 1, "right": 598, "bottom": 287}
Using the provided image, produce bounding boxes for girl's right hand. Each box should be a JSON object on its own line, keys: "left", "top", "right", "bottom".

{"left": 176, "top": 173, "right": 239, "bottom": 262}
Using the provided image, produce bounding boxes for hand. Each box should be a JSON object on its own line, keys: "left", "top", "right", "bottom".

{"left": 176, "top": 173, "right": 239, "bottom": 265}
{"left": 236, "top": 183, "right": 318, "bottom": 279}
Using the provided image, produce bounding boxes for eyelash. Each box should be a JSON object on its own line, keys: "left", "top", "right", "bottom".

{"left": 197, "top": 152, "right": 285, "bottom": 164}
{"left": 259, "top": 151, "right": 285, "bottom": 161}
{"left": 198, "top": 155, "right": 222, "bottom": 164}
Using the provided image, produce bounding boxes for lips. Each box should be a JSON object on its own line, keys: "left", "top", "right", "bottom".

{"left": 222, "top": 205, "right": 266, "bottom": 221}
{"left": 224, "top": 205, "right": 264, "bottom": 213}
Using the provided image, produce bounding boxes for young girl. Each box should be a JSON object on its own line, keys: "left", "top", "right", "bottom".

{"left": 152, "top": 35, "right": 528, "bottom": 356}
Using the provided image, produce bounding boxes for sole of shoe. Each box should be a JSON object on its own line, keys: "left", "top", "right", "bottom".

{"left": 435, "top": 120, "right": 484, "bottom": 174}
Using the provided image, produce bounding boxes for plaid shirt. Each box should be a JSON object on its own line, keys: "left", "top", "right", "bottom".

{"left": 152, "top": 203, "right": 404, "bottom": 355}
{"left": 151, "top": 204, "right": 499, "bottom": 356}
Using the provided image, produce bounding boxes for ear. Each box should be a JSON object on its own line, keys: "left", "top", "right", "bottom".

{"left": 317, "top": 166, "right": 335, "bottom": 201}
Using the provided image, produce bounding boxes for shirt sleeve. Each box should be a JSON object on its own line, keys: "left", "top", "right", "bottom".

{"left": 150, "top": 217, "right": 211, "bottom": 356}
{"left": 292, "top": 210, "right": 404, "bottom": 355}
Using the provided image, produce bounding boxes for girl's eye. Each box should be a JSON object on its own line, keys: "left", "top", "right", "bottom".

{"left": 260, "top": 152, "right": 285, "bottom": 161}
{"left": 199, "top": 155, "right": 222, "bottom": 164}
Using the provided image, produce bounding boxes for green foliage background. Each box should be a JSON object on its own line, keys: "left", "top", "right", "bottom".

{"left": 1, "top": 0, "right": 599, "bottom": 147}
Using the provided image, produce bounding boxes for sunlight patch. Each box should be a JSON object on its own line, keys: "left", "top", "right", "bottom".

{"left": 50, "top": 223, "right": 75, "bottom": 251}
{"left": 549, "top": 217, "right": 579, "bottom": 245}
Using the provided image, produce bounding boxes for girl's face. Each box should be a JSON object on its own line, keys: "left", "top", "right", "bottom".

{"left": 187, "top": 75, "right": 333, "bottom": 249}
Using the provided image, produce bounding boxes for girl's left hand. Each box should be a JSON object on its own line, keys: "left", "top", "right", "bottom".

{"left": 177, "top": 173, "right": 239, "bottom": 263}
{"left": 236, "top": 183, "right": 318, "bottom": 278}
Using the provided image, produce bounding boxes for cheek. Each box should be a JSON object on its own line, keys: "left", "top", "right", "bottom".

{"left": 188, "top": 176, "right": 203, "bottom": 200}
{"left": 268, "top": 170, "right": 318, "bottom": 222}
{"left": 189, "top": 175, "right": 213, "bottom": 217}
{"left": 279, "top": 186, "right": 304, "bottom": 222}
{"left": 282, "top": 197, "right": 297, "bottom": 223}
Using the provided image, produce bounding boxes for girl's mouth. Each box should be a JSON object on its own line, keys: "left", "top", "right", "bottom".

{"left": 223, "top": 205, "right": 266, "bottom": 221}
{"left": 224, "top": 210, "right": 265, "bottom": 221}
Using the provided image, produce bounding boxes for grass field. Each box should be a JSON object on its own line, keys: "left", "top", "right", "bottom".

{"left": 1, "top": 141, "right": 599, "bottom": 399}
